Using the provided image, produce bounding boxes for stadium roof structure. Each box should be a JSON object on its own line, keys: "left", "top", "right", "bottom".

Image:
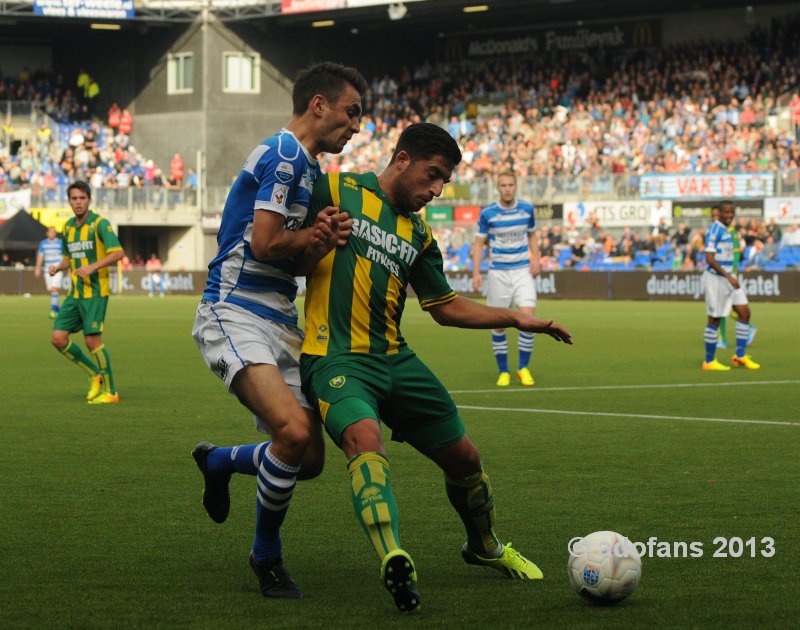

{"left": 0, "top": 0, "right": 786, "bottom": 26}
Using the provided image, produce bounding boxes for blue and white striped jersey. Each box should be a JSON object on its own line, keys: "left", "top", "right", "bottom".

{"left": 476, "top": 200, "right": 536, "bottom": 270}
{"left": 202, "top": 129, "right": 321, "bottom": 327}
{"left": 704, "top": 220, "right": 734, "bottom": 275}
{"left": 38, "top": 237, "right": 63, "bottom": 267}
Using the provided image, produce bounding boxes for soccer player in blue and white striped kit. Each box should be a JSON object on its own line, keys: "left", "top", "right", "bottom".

{"left": 34, "top": 226, "right": 64, "bottom": 318}
{"left": 472, "top": 170, "right": 541, "bottom": 386}
{"left": 702, "top": 200, "right": 760, "bottom": 371}
{"left": 190, "top": 62, "right": 366, "bottom": 599}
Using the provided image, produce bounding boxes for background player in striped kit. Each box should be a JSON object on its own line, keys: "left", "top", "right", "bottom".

{"left": 712, "top": 204, "right": 757, "bottom": 350}
{"left": 471, "top": 170, "right": 541, "bottom": 387}
{"left": 190, "top": 62, "right": 367, "bottom": 600}
{"left": 35, "top": 226, "right": 65, "bottom": 318}
{"left": 48, "top": 181, "right": 125, "bottom": 403}
{"left": 299, "top": 123, "right": 572, "bottom": 612}
{"left": 702, "top": 200, "right": 760, "bottom": 371}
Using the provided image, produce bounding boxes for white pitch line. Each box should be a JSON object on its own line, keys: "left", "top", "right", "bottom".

{"left": 448, "top": 379, "right": 800, "bottom": 395}
{"left": 456, "top": 405, "right": 798, "bottom": 427}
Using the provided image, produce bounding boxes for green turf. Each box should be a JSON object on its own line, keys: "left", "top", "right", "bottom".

{"left": 1, "top": 295, "right": 798, "bottom": 628}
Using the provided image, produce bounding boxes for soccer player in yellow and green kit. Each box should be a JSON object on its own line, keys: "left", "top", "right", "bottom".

{"left": 298, "top": 123, "right": 573, "bottom": 612}
{"left": 49, "top": 180, "right": 125, "bottom": 403}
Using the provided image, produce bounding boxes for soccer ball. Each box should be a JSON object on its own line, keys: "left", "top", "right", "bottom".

{"left": 567, "top": 530, "right": 642, "bottom": 604}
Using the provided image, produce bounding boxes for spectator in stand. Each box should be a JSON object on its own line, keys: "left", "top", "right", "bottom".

{"left": 791, "top": 92, "right": 800, "bottom": 142}
{"left": 85, "top": 76, "right": 100, "bottom": 117}
{"left": 671, "top": 222, "right": 691, "bottom": 258}
{"left": 90, "top": 166, "right": 105, "bottom": 207}
{"left": 761, "top": 235, "right": 779, "bottom": 265}
{"left": 1, "top": 118, "right": 14, "bottom": 152}
{"left": 744, "top": 239, "right": 767, "bottom": 269}
{"left": 35, "top": 122, "right": 52, "bottom": 157}
{"left": 184, "top": 167, "right": 198, "bottom": 205}
{"left": 169, "top": 153, "right": 184, "bottom": 185}
{"left": 765, "top": 217, "right": 782, "bottom": 244}
{"left": 152, "top": 168, "right": 165, "bottom": 210}
{"left": 108, "top": 103, "right": 121, "bottom": 131}
{"left": 570, "top": 237, "right": 586, "bottom": 267}
{"left": 116, "top": 167, "right": 131, "bottom": 206}
{"left": 76, "top": 68, "right": 89, "bottom": 96}
{"left": 783, "top": 224, "right": 800, "bottom": 247}
{"left": 165, "top": 172, "right": 181, "bottom": 209}
{"left": 119, "top": 108, "right": 133, "bottom": 136}
{"left": 652, "top": 217, "right": 670, "bottom": 238}
{"left": 145, "top": 252, "right": 165, "bottom": 297}
{"left": 103, "top": 169, "right": 119, "bottom": 206}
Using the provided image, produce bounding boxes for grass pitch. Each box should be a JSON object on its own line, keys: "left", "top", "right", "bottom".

{"left": 1, "top": 295, "right": 798, "bottom": 629}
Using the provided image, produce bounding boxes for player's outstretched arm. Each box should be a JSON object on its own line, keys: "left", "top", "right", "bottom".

{"left": 427, "top": 296, "right": 573, "bottom": 344}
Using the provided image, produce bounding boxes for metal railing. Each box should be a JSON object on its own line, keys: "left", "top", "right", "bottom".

{"left": 23, "top": 187, "right": 200, "bottom": 214}
{"left": 201, "top": 172, "right": 800, "bottom": 212}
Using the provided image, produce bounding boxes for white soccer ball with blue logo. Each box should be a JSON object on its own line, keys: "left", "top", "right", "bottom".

{"left": 568, "top": 530, "right": 642, "bottom": 604}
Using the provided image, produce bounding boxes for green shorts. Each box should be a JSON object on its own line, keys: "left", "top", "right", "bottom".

{"left": 300, "top": 350, "right": 464, "bottom": 455}
{"left": 54, "top": 295, "right": 108, "bottom": 335}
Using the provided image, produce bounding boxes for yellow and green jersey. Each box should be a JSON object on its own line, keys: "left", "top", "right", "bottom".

{"left": 302, "top": 172, "right": 456, "bottom": 356}
{"left": 61, "top": 210, "right": 122, "bottom": 299}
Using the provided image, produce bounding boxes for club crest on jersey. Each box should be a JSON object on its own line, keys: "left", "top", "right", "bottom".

{"left": 329, "top": 375, "right": 346, "bottom": 388}
{"left": 271, "top": 183, "right": 288, "bottom": 206}
{"left": 275, "top": 161, "right": 294, "bottom": 184}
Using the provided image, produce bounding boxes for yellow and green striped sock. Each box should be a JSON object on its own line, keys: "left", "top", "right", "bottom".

{"left": 91, "top": 345, "right": 115, "bottom": 394}
{"left": 445, "top": 469, "right": 501, "bottom": 557}
{"left": 59, "top": 341, "right": 99, "bottom": 377}
{"left": 348, "top": 452, "right": 401, "bottom": 561}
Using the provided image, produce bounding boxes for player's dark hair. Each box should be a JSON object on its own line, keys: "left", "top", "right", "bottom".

{"left": 292, "top": 62, "right": 367, "bottom": 114}
{"left": 390, "top": 123, "right": 462, "bottom": 168}
{"left": 67, "top": 180, "right": 92, "bottom": 199}
{"left": 719, "top": 200, "right": 734, "bottom": 209}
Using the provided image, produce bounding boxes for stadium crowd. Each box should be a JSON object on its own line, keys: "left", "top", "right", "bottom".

{"left": 3, "top": 19, "right": 800, "bottom": 201}
{"left": 0, "top": 70, "right": 196, "bottom": 207}
{"left": 438, "top": 214, "right": 800, "bottom": 274}
{"left": 326, "top": 17, "right": 800, "bottom": 189}
{"left": 2, "top": 17, "right": 800, "bottom": 271}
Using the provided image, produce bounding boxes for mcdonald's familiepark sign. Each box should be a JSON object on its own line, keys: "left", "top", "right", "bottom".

{"left": 441, "top": 19, "right": 659, "bottom": 60}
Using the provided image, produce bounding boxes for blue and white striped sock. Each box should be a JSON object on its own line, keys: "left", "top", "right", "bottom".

{"left": 704, "top": 325, "right": 719, "bottom": 363}
{"left": 50, "top": 293, "right": 59, "bottom": 311}
{"left": 253, "top": 445, "right": 299, "bottom": 561}
{"left": 492, "top": 332, "right": 508, "bottom": 373}
{"left": 518, "top": 332, "right": 535, "bottom": 370}
{"left": 207, "top": 441, "right": 269, "bottom": 476}
{"left": 735, "top": 321, "right": 749, "bottom": 358}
